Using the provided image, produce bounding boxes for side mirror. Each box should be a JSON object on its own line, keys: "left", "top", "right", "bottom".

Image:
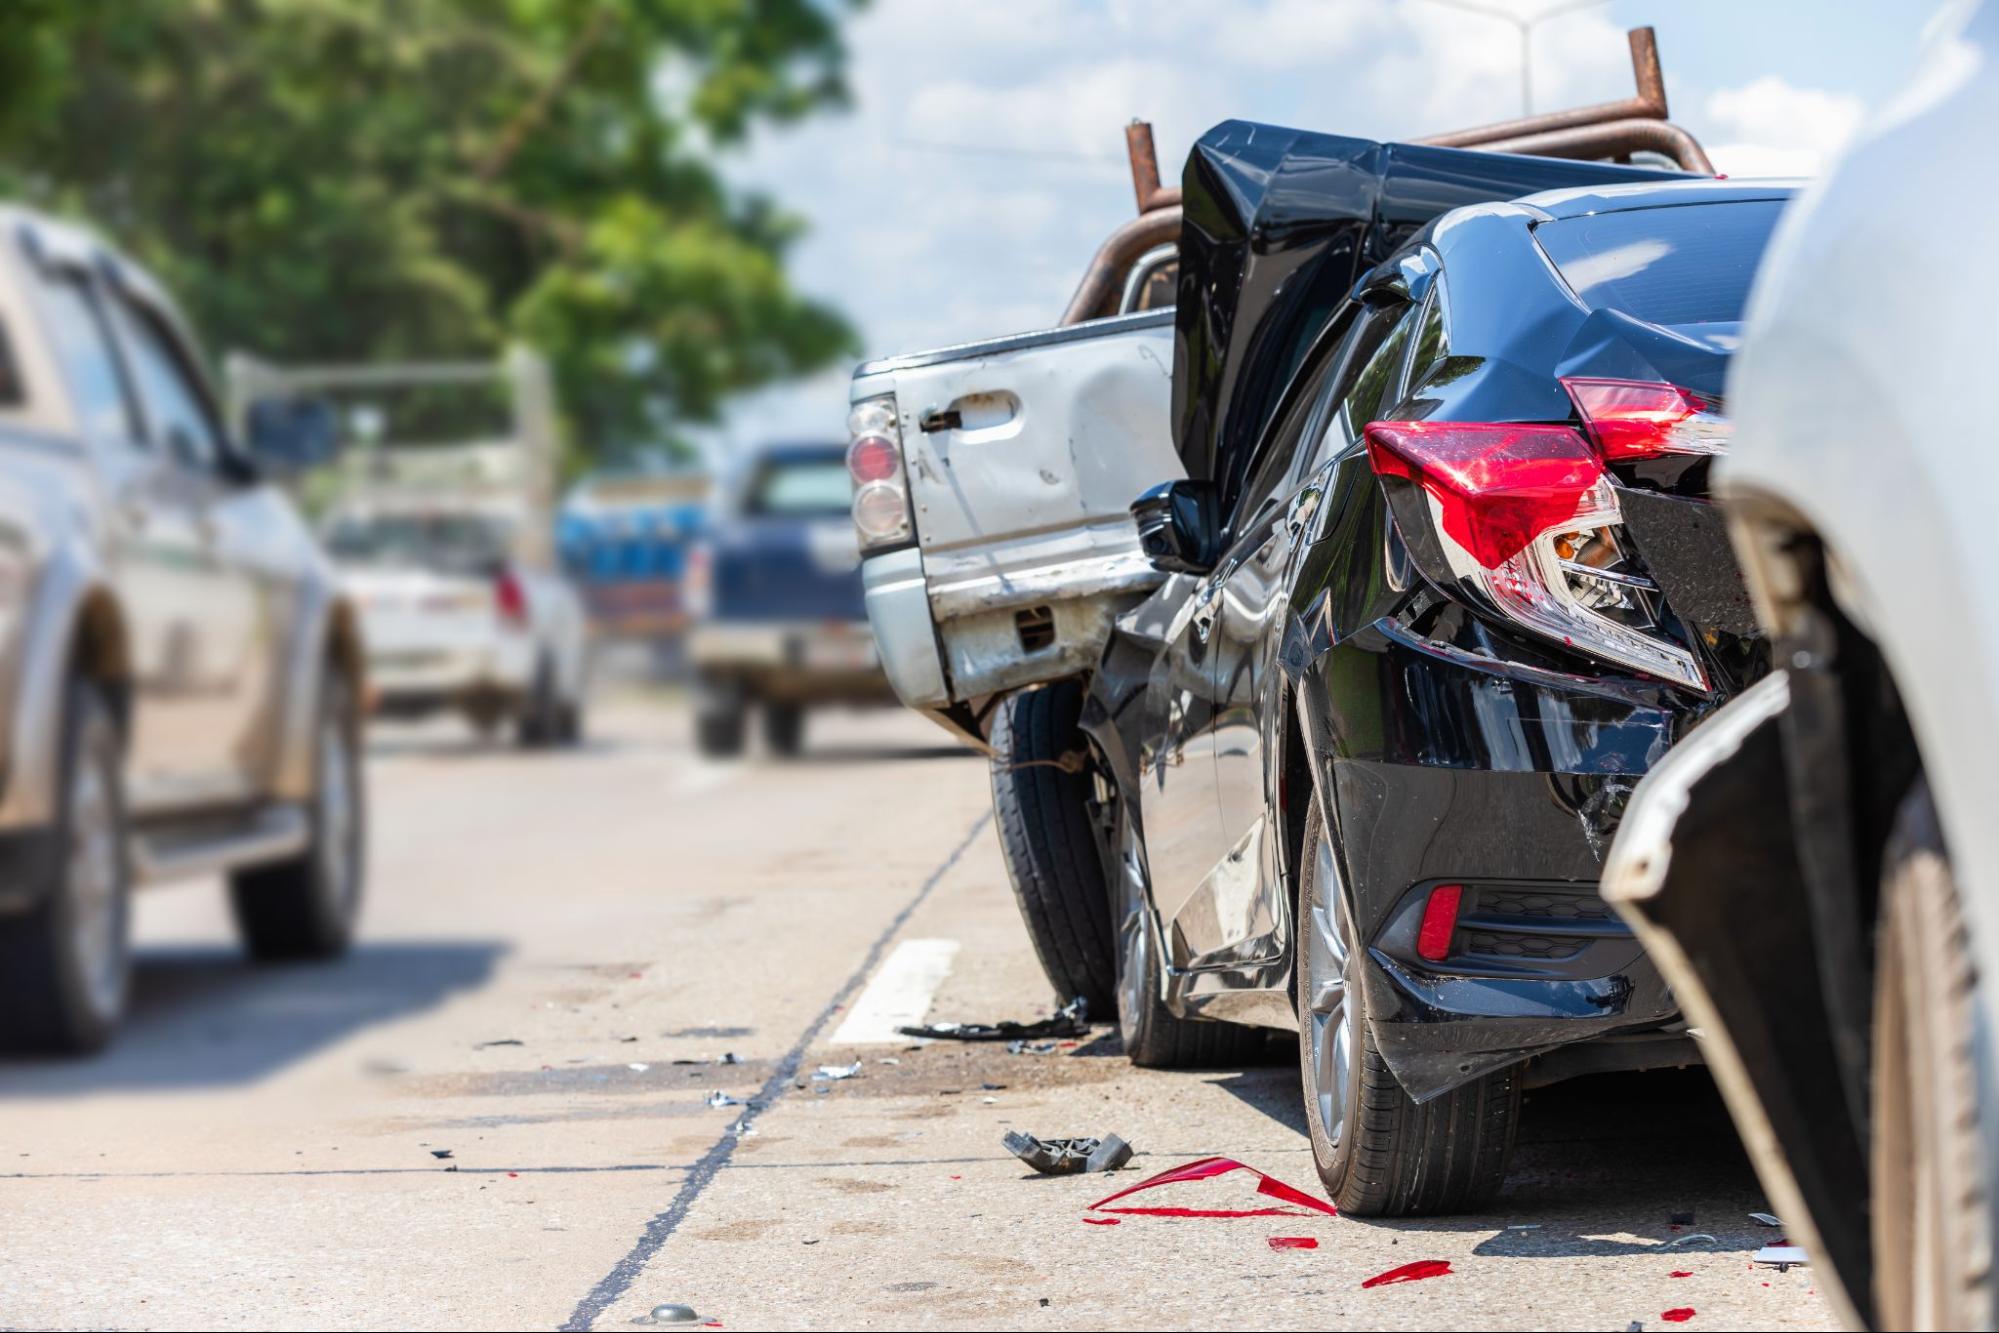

{"left": 1132, "top": 479, "right": 1220, "bottom": 574}
{"left": 245, "top": 396, "right": 340, "bottom": 475}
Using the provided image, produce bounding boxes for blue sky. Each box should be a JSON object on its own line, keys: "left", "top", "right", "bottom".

{"left": 708, "top": 0, "right": 1942, "bottom": 453}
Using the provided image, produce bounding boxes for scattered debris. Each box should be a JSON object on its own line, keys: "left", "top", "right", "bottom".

{"left": 1362, "top": 1259, "right": 1452, "bottom": 1288}
{"left": 1748, "top": 1212, "right": 1782, "bottom": 1228}
{"left": 1669, "top": 1271, "right": 1693, "bottom": 1279}
{"left": 430, "top": 1149, "right": 454, "bottom": 1160}
{"left": 898, "top": 997, "right": 1089, "bottom": 1043}
{"left": 473, "top": 1038, "right": 524, "bottom": 1049}
{"left": 814, "top": 1063, "right": 862, "bottom": 1082}
{"left": 1269, "top": 1237, "right": 1319, "bottom": 1250}
{"left": 628, "top": 1062, "right": 650, "bottom": 1073}
{"left": 1007, "top": 1040, "right": 1060, "bottom": 1056}
{"left": 1081, "top": 1217, "right": 1121, "bottom": 1227}
{"left": 717, "top": 1052, "right": 741, "bottom": 1066}
{"left": 1753, "top": 1244, "right": 1809, "bottom": 1271}
{"left": 877, "top": 1057, "right": 900, "bottom": 1066}
{"left": 1664, "top": 1233, "right": 1718, "bottom": 1250}
{"left": 1087, "top": 1156, "right": 1336, "bottom": 1219}
{"left": 1004, "top": 1132, "right": 1133, "bottom": 1176}
{"left": 1661, "top": 1310, "right": 1695, "bottom": 1324}
{"left": 707, "top": 1091, "right": 743, "bottom": 1109}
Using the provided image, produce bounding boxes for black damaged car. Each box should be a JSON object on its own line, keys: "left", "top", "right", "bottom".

{"left": 1057, "top": 123, "right": 1789, "bottom": 1215}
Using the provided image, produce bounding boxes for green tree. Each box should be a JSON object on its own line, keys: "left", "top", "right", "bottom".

{"left": 0, "top": 0, "right": 859, "bottom": 461}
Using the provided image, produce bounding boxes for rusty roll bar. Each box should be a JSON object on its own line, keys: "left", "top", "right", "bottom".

{"left": 1478, "top": 117, "right": 1714, "bottom": 175}
{"left": 1418, "top": 26, "right": 1669, "bottom": 148}
{"left": 1060, "top": 205, "right": 1183, "bottom": 326}
{"left": 1124, "top": 120, "right": 1182, "bottom": 213}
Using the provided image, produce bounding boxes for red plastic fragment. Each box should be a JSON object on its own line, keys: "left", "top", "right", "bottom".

{"left": 1268, "top": 1237, "right": 1319, "bottom": 1250}
{"left": 1361, "top": 1259, "right": 1452, "bottom": 1288}
{"left": 1662, "top": 1310, "right": 1695, "bottom": 1323}
{"left": 1086, "top": 1156, "right": 1337, "bottom": 1219}
{"left": 1081, "top": 1217, "right": 1121, "bottom": 1226}
{"left": 1669, "top": 1270, "right": 1693, "bottom": 1278}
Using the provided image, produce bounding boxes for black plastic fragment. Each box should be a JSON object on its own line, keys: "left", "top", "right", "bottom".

{"left": 898, "top": 996, "right": 1088, "bottom": 1043}
{"left": 1003, "top": 1131, "right": 1133, "bottom": 1175}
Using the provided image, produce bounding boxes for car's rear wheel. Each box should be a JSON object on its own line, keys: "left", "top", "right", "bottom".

{"left": 1872, "top": 778, "right": 1993, "bottom": 1331}
{"left": 988, "top": 682, "right": 1116, "bottom": 1016}
{"left": 763, "top": 702, "right": 805, "bottom": 758}
{"left": 230, "top": 676, "right": 365, "bottom": 960}
{"left": 1297, "top": 800, "right": 1519, "bottom": 1215}
{"left": 516, "top": 657, "right": 559, "bottom": 749}
{"left": 1110, "top": 781, "right": 1265, "bottom": 1069}
{"left": 0, "top": 679, "right": 131, "bottom": 1054}
{"left": 694, "top": 676, "right": 746, "bottom": 758}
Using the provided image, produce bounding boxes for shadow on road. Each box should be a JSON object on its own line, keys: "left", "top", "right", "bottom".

{"left": 0, "top": 940, "right": 506, "bottom": 1095}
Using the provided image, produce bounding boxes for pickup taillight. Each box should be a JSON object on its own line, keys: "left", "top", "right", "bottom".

{"left": 848, "top": 395, "right": 912, "bottom": 551}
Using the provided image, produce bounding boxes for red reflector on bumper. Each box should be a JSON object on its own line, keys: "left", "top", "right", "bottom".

{"left": 1417, "top": 885, "right": 1463, "bottom": 962}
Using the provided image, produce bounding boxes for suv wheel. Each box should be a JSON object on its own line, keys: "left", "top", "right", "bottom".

{"left": 0, "top": 679, "right": 131, "bottom": 1053}
{"left": 1297, "top": 800, "right": 1519, "bottom": 1214}
{"left": 694, "top": 676, "right": 747, "bottom": 758}
{"left": 230, "top": 676, "right": 365, "bottom": 960}
{"left": 1873, "top": 778, "right": 1993, "bottom": 1330}
{"left": 516, "top": 657, "right": 559, "bottom": 749}
{"left": 763, "top": 703, "right": 805, "bottom": 758}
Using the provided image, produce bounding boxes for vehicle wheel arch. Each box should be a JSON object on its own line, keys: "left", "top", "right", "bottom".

{"left": 68, "top": 585, "right": 133, "bottom": 737}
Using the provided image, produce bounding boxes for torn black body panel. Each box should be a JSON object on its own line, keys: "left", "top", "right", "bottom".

{"left": 1171, "top": 121, "right": 1686, "bottom": 490}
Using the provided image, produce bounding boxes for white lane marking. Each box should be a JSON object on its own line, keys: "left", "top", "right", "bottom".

{"left": 830, "top": 938, "right": 960, "bottom": 1045}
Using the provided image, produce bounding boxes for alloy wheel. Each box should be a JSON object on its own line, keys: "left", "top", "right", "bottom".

{"left": 1304, "top": 831, "right": 1353, "bottom": 1151}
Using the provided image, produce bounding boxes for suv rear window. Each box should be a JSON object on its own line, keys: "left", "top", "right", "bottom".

{"left": 1534, "top": 198, "right": 1786, "bottom": 327}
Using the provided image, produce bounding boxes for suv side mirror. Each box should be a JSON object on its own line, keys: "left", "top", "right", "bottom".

{"left": 1132, "top": 479, "right": 1219, "bottom": 574}
{"left": 246, "top": 396, "right": 340, "bottom": 475}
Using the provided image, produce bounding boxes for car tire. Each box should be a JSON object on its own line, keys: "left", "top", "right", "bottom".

{"left": 516, "top": 658, "right": 558, "bottom": 749}
{"left": 1872, "top": 777, "right": 1993, "bottom": 1331}
{"left": 555, "top": 697, "right": 585, "bottom": 746}
{"left": 230, "top": 675, "right": 365, "bottom": 961}
{"left": 763, "top": 703, "right": 805, "bottom": 758}
{"left": 1296, "top": 799, "right": 1519, "bottom": 1215}
{"left": 695, "top": 676, "right": 747, "bottom": 758}
{"left": 0, "top": 678, "right": 132, "bottom": 1054}
{"left": 1110, "top": 787, "right": 1266, "bottom": 1069}
{"left": 988, "top": 681, "right": 1121, "bottom": 1019}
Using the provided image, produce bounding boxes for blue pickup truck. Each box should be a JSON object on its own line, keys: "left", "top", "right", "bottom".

{"left": 686, "top": 442, "right": 893, "bottom": 756}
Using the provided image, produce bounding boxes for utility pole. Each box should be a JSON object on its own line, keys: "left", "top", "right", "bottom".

{"left": 1409, "top": 0, "right": 1615, "bottom": 115}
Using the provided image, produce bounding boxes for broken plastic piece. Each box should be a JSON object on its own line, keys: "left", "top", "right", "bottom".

{"left": 706, "top": 1090, "right": 742, "bottom": 1108}
{"left": 1752, "top": 1244, "right": 1809, "bottom": 1270}
{"left": 1669, "top": 1270, "right": 1693, "bottom": 1278}
{"left": 1268, "top": 1237, "right": 1319, "bottom": 1250}
{"left": 1087, "top": 1156, "right": 1335, "bottom": 1219}
{"left": 1361, "top": 1259, "right": 1452, "bottom": 1287}
{"left": 1664, "top": 1232, "right": 1717, "bottom": 1249}
{"left": 898, "top": 996, "right": 1089, "bottom": 1042}
{"left": 1004, "top": 1132, "right": 1133, "bottom": 1175}
{"left": 813, "top": 1062, "right": 862, "bottom": 1081}
{"left": 1081, "top": 1217, "right": 1121, "bottom": 1227}
{"left": 1661, "top": 1310, "right": 1695, "bottom": 1324}
{"left": 1007, "top": 1040, "right": 1060, "bottom": 1056}
{"left": 1748, "top": 1211, "right": 1782, "bottom": 1227}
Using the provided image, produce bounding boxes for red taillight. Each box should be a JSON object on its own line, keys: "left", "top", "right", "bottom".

{"left": 847, "top": 434, "right": 899, "bottom": 484}
{"left": 1363, "top": 421, "right": 1607, "bottom": 569}
{"left": 1417, "top": 884, "right": 1463, "bottom": 963}
{"left": 494, "top": 570, "right": 528, "bottom": 625}
{"left": 1561, "top": 377, "right": 1731, "bottom": 461}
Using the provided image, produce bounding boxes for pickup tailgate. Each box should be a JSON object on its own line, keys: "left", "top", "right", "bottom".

{"left": 852, "top": 309, "right": 1179, "bottom": 710}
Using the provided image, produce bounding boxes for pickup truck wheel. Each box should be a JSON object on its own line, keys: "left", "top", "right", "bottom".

{"left": 763, "top": 703, "right": 805, "bottom": 758}
{"left": 230, "top": 677, "right": 364, "bottom": 961}
{"left": 988, "top": 682, "right": 1117, "bottom": 1017}
{"left": 0, "top": 679, "right": 131, "bottom": 1053}
{"left": 1873, "top": 778, "right": 1993, "bottom": 1331}
{"left": 695, "top": 677, "right": 747, "bottom": 758}
{"left": 1297, "top": 800, "right": 1519, "bottom": 1215}
{"left": 1111, "top": 782, "right": 1265, "bottom": 1069}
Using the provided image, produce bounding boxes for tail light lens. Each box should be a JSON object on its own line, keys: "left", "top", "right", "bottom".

{"left": 494, "top": 570, "right": 529, "bottom": 626}
{"left": 848, "top": 395, "right": 912, "bottom": 550}
{"left": 1365, "top": 420, "right": 1707, "bottom": 692}
{"left": 1562, "top": 377, "right": 1731, "bottom": 460}
{"left": 683, "top": 541, "right": 713, "bottom": 621}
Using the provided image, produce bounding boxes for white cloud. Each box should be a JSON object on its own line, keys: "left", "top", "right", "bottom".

{"left": 1699, "top": 74, "right": 1865, "bottom": 177}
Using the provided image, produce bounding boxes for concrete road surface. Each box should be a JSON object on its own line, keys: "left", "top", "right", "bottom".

{"left": 0, "top": 699, "right": 1837, "bottom": 1331}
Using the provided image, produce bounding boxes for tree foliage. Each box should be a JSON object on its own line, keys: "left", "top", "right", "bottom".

{"left": 0, "top": 0, "right": 859, "bottom": 460}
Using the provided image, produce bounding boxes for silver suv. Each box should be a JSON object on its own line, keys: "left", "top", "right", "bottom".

{"left": 0, "top": 206, "right": 366, "bottom": 1053}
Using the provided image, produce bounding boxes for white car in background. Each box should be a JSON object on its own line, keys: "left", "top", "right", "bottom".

{"left": 1602, "top": 3, "right": 1999, "bottom": 1327}
{"left": 327, "top": 499, "right": 590, "bottom": 746}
